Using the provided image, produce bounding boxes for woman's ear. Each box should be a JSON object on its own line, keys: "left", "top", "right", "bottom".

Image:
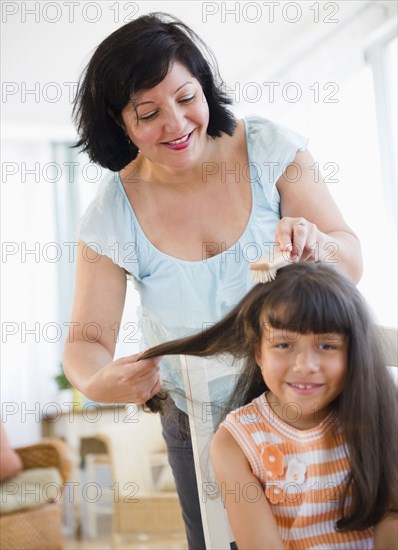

{"left": 107, "top": 108, "right": 135, "bottom": 147}
{"left": 107, "top": 108, "right": 125, "bottom": 130}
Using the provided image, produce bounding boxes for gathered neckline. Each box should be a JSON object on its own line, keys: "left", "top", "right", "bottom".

{"left": 116, "top": 118, "right": 256, "bottom": 265}
{"left": 256, "top": 393, "right": 339, "bottom": 444}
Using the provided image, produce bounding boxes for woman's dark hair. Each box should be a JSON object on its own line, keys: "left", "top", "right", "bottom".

{"left": 141, "top": 262, "right": 398, "bottom": 532}
{"left": 73, "top": 12, "right": 236, "bottom": 171}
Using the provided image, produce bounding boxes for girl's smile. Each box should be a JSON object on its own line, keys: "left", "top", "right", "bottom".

{"left": 285, "top": 381, "right": 325, "bottom": 395}
{"left": 256, "top": 329, "right": 348, "bottom": 429}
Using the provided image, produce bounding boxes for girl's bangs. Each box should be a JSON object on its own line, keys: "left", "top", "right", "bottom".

{"left": 263, "top": 278, "right": 351, "bottom": 335}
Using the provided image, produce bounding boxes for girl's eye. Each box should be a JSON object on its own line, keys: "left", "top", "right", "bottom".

{"left": 276, "top": 343, "right": 291, "bottom": 349}
{"left": 318, "top": 343, "right": 336, "bottom": 350}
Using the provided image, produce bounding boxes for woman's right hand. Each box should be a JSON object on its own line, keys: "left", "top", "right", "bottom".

{"left": 64, "top": 244, "right": 164, "bottom": 405}
{"left": 84, "top": 354, "right": 162, "bottom": 405}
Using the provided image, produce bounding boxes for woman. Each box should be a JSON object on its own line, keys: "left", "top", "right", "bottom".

{"left": 63, "top": 13, "right": 362, "bottom": 549}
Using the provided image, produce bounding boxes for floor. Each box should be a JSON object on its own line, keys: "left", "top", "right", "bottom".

{"left": 64, "top": 536, "right": 188, "bottom": 550}
{"left": 63, "top": 515, "right": 188, "bottom": 550}
{"left": 62, "top": 461, "right": 188, "bottom": 550}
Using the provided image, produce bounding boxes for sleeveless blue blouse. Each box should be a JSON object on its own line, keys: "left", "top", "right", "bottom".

{"left": 78, "top": 115, "right": 308, "bottom": 411}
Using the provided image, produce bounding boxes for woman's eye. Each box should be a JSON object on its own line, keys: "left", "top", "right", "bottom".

{"left": 139, "top": 111, "right": 158, "bottom": 121}
{"left": 179, "top": 95, "right": 195, "bottom": 104}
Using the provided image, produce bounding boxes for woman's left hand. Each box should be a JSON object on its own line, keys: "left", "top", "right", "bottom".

{"left": 275, "top": 216, "right": 328, "bottom": 263}
{"left": 274, "top": 149, "right": 362, "bottom": 281}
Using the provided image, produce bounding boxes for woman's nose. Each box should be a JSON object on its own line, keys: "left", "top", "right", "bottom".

{"left": 164, "top": 106, "right": 185, "bottom": 135}
{"left": 293, "top": 349, "right": 320, "bottom": 374}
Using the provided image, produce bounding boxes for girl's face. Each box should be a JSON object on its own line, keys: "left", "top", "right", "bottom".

{"left": 255, "top": 326, "right": 348, "bottom": 430}
{"left": 121, "top": 61, "right": 210, "bottom": 171}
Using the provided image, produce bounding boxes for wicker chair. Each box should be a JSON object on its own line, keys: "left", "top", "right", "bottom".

{"left": 0, "top": 438, "right": 72, "bottom": 550}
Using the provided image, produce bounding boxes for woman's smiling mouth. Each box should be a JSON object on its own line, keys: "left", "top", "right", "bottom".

{"left": 162, "top": 130, "right": 194, "bottom": 149}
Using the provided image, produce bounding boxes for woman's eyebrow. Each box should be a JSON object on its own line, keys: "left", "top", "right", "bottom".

{"left": 174, "top": 81, "right": 193, "bottom": 93}
{"left": 134, "top": 81, "right": 193, "bottom": 108}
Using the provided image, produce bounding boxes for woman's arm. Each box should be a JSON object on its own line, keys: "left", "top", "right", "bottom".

{"left": 275, "top": 149, "right": 363, "bottom": 283}
{"left": 375, "top": 514, "right": 398, "bottom": 549}
{"left": 63, "top": 241, "right": 161, "bottom": 404}
{"left": 210, "top": 426, "right": 285, "bottom": 550}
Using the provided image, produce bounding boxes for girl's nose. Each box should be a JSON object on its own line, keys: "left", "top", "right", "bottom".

{"left": 293, "top": 349, "right": 320, "bottom": 374}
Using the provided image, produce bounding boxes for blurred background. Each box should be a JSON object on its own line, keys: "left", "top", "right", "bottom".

{"left": 1, "top": 1, "right": 397, "bottom": 546}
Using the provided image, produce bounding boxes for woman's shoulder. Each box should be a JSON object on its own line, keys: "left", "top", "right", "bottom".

{"left": 86, "top": 171, "right": 124, "bottom": 208}
{"left": 216, "top": 115, "right": 299, "bottom": 162}
{"left": 239, "top": 114, "right": 309, "bottom": 192}
{"left": 79, "top": 170, "right": 133, "bottom": 227}
{"left": 77, "top": 170, "right": 139, "bottom": 274}
{"left": 242, "top": 114, "right": 309, "bottom": 151}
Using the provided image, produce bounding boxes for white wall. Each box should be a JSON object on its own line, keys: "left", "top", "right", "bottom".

{"left": 2, "top": 0, "right": 377, "bottom": 133}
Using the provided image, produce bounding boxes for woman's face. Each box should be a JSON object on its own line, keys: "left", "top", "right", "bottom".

{"left": 121, "top": 61, "right": 210, "bottom": 171}
{"left": 256, "top": 326, "right": 348, "bottom": 429}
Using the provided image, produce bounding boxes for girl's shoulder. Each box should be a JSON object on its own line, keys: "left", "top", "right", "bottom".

{"left": 224, "top": 394, "right": 267, "bottom": 426}
{"left": 223, "top": 394, "right": 344, "bottom": 444}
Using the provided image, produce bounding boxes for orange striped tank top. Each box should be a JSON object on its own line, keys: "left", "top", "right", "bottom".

{"left": 222, "top": 393, "right": 374, "bottom": 549}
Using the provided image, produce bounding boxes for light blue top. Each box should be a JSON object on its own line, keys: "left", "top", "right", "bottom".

{"left": 78, "top": 115, "right": 308, "bottom": 411}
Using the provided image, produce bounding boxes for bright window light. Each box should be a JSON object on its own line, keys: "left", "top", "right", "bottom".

{"left": 308, "top": 55, "right": 397, "bottom": 327}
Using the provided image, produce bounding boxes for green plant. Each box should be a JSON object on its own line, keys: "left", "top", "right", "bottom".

{"left": 54, "top": 363, "right": 72, "bottom": 390}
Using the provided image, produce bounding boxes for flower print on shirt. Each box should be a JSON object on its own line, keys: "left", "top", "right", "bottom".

{"left": 260, "top": 444, "right": 284, "bottom": 479}
{"left": 266, "top": 484, "right": 285, "bottom": 504}
{"left": 286, "top": 458, "right": 307, "bottom": 484}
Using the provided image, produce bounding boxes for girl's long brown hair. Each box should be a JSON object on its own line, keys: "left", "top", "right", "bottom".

{"left": 141, "top": 262, "right": 398, "bottom": 531}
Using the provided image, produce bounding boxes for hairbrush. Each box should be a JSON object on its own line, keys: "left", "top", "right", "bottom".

{"left": 249, "top": 250, "right": 291, "bottom": 283}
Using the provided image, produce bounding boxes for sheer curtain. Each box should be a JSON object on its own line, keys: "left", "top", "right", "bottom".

{"left": 2, "top": 140, "right": 61, "bottom": 445}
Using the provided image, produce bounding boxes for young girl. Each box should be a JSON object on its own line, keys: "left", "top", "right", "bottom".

{"left": 140, "top": 262, "right": 398, "bottom": 549}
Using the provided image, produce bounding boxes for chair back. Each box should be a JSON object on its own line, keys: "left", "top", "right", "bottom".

{"left": 95, "top": 407, "right": 166, "bottom": 494}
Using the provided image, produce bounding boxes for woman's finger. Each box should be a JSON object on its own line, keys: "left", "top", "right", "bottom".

{"left": 291, "top": 219, "right": 308, "bottom": 261}
{"left": 275, "top": 217, "right": 308, "bottom": 261}
{"left": 275, "top": 217, "right": 294, "bottom": 251}
{"left": 123, "top": 355, "right": 160, "bottom": 373}
{"left": 149, "top": 377, "right": 163, "bottom": 398}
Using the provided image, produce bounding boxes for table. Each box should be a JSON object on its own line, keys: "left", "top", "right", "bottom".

{"left": 41, "top": 403, "right": 127, "bottom": 535}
